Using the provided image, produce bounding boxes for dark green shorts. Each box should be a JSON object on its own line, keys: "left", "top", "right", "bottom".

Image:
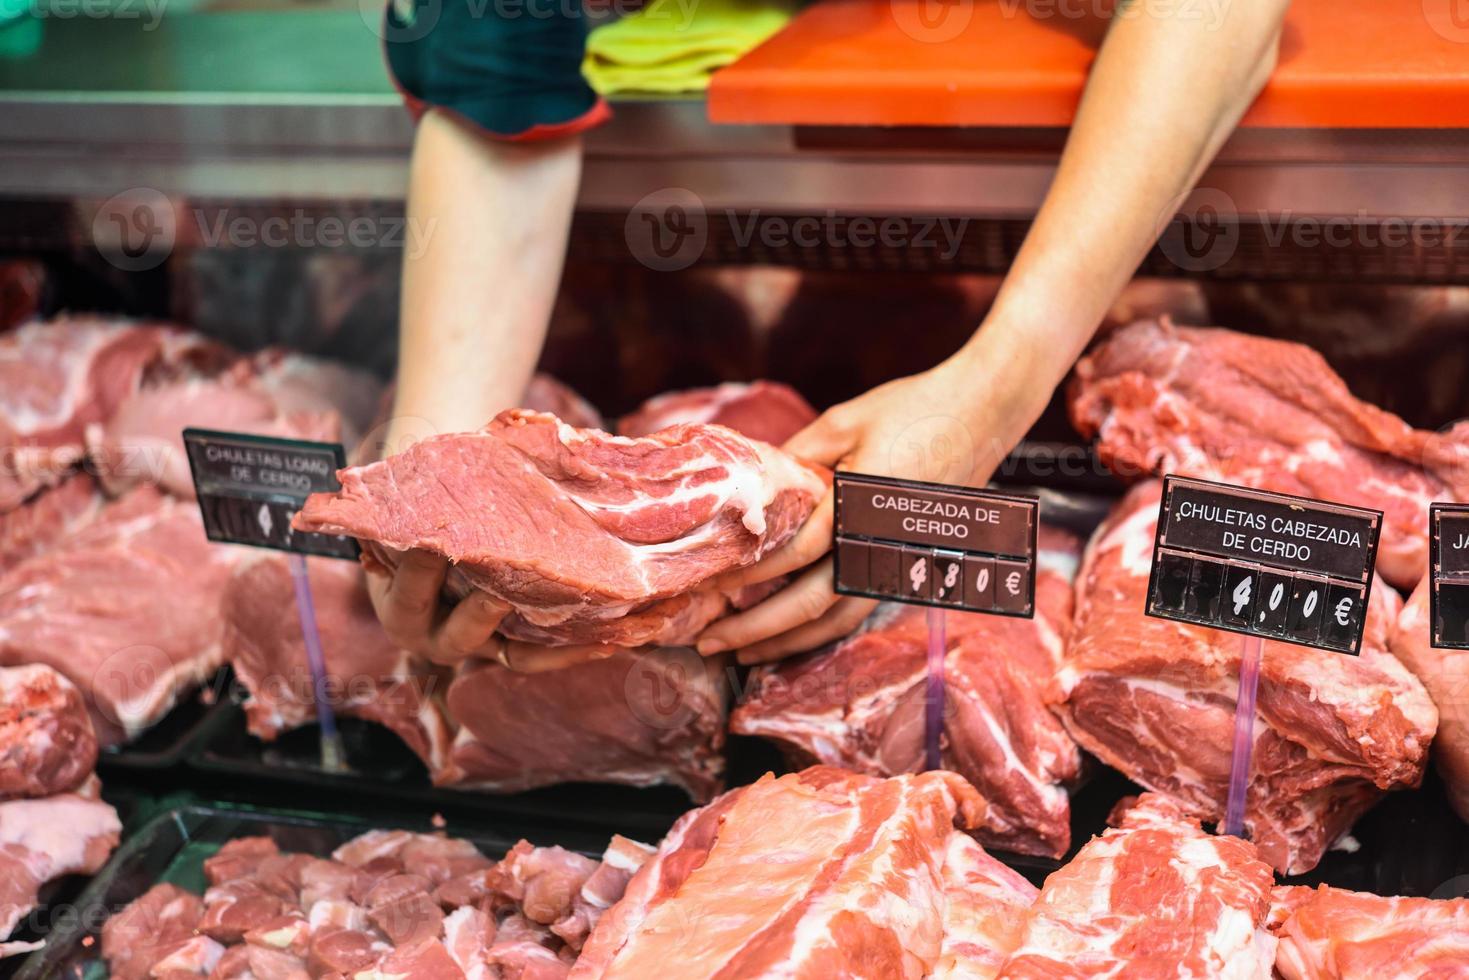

{"left": 382, "top": 0, "right": 608, "bottom": 141}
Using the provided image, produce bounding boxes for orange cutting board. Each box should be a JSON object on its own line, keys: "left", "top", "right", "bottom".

{"left": 708, "top": 0, "right": 1469, "bottom": 127}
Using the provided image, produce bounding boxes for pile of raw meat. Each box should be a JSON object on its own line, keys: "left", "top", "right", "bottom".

{"left": 0, "top": 317, "right": 383, "bottom": 745}
{"left": 0, "top": 664, "right": 121, "bottom": 958}
{"left": 102, "top": 826, "right": 654, "bottom": 980}
{"left": 98, "top": 766, "right": 1469, "bottom": 979}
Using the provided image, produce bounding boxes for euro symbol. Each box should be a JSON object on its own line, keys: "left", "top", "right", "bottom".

{"left": 1334, "top": 596, "right": 1353, "bottom": 627}
{"left": 1231, "top": 575, "right": 1252, "bottom": 616}
{"left": 1005, "top": 570, "right": 1021, "bottom": 595}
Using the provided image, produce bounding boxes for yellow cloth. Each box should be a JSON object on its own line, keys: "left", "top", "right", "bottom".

{"left": 583, "top": 0, "right": 793, "bottom": 95}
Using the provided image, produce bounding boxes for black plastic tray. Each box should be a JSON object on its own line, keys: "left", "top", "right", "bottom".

{"left": 10, "top": 803, "right": 608, "bottom": 980}
{"left": 191, "top": 702, "right": 738, "bottom": 842}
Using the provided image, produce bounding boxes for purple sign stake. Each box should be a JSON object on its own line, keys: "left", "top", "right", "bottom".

{"left": 289, "top": 553, "right": 347, "bottom": 773}
{"left": 1223, "top": 633, "right": 1264, "bottom": 837}
{"left": 925, "top": 607, "right": 947, "bottom": 772}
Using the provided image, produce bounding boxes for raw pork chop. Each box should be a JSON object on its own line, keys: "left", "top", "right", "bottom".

{"left": 0, "top": 775, "right": 121, "bottom": 944}
{"left": 731, "top": 526, "right": 1083, "bottom": 858}
{"left": 1068, "top": 318, "right": 1469, "bottom": 589}
{"left": 0, "top": 486, "right": 242, "bottom": 745}
{"left": 1053, "top": 482, "right": 1437, "bottom": 874}
{"left": 1269, "top": 885, "right": 1469, "bottom": 980}
{"left": 86, "top": 348, "right": 381, "bottom": 499}
{"left": 293, "top": 410, "right": 826, "bottom": 647}
{"left": 997, "top": 793, "right": 1276, "bottom": 979}
{"left": 1389, "top": 579, "right": 1469, "bottom": 822}
{"left": 618, "top": 381, "right": 816, "bottom": 446}
{"left": 0, "top": 317, "right": 178, "bottom": 512}
{"left": 438, "top": 648, "right": 729, "bottom": 801}
{"left": 222, "top": 551, "right": 455, "bottom": 775}
{"left": 0, "top": 472, "right": 103, "bottom": 571}
{"left": 569, "top": 766, "right": 993, "bottom": 979}
{"left": 0, "top": 664, "right": 97, "bottom": 801}
{"left": 931, "top": 833, "right": 1038, "bottom": 980}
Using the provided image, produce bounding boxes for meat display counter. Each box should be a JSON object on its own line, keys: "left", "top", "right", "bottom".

{"left": 2, "top": 3, "right": 1469, "bottom": 978}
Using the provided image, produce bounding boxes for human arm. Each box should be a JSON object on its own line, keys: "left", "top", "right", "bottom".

{"left": 697, "top": 0, "right": 1291, "bottom": 664}
{"left": 369, "top": 111, "right": 595, "bottom": 670}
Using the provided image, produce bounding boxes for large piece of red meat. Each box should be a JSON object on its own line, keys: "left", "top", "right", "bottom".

{"left": 1269, "top": 884, "right": 1469, "bottom": 979}
{"left": 0, "top": 664, "right": 98, "bottom": 801}
{"left": 730, "top": 526, "right": 1083, "bottom": 858}
{"left": 1053, "top": 481, "right": 1437, "bottom": 875}
{"left": 293, "top": 410, "right": 826, "bottom": 647}
{"left": 1389, "top": 579, "right": 1469, "bottom": 823}
{"left": 998, "top": 793, "right": 1277, "bottom": 978}
{"left": 1069, "top": 318, "right": 1469, "bottom": 590}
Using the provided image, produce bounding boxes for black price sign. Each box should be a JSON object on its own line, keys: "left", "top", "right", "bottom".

{"left": 183, "top": 428, "right": 359, "bottom": 560}
{"left": 1147, "top": 476, "right": 1381, "bottom": 655}
{"left": 833, "top": 471, "right": 1037, "bottom": 617}
{"left": 1430, "top": 503, "right": 1469, "bottom": 649}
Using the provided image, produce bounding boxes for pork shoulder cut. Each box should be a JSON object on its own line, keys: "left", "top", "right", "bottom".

{"left": 569, "top": 766, "right": 1000, "bottom": 980}
{"left": 730, "top": 526, "right": 1082, "bottom": 858}
{"left": 1053, "top": 481, "right": 1437, "bottom": 875}
{"left": 1389, "top": 579, "right": 1469, "bottom": 823}
{"left": 617, "top": 381, "right": 816, "bottom": 446}
{"left": 997, "top": 793, "right": 1277, "bottom": 979}
{"left": 1268, "top": 884, "right": 1469, "bottom": 980}
{"left": 292, "top": 410, "right": 826, "bottom": 647}
{"left": 1069, "top": 318, "right": 1469, "bottom": 589}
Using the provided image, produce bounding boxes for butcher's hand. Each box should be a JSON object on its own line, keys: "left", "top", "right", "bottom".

{"left": 696, "top": 343, "right": 1044, "bottom": 665}
{"left": 364, "top": 550, "right": 613, "bottom": 672}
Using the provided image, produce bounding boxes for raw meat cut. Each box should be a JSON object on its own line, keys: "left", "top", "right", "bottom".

{"left": 222, "top": 551, "right": 455, "bottom": 776}
{"left": 86, "top": 348, "right": 381, "bottom": 500}
{"left": 0, "top": 472, "right": 103, "bottom": 571}
{"left": 0, "top": 485, "right": 242, "bottom": 745}
{"left": 730, "top": 526, "right": 1083, "bottom": 858}
{"left": 1389, "top": 579, "right": 1469, "bottom": 822}
{"left": 570, "top": 766, "right": 994, "bottom": 979}
{"left": 293, "top": 410, "right": 826, "bottom": 647}
{"left": 997, "top": 793, "right": 1276, "bottom": 979}
{"left": 1268, "top": 884, "right": 1469, "bottom": 980}
{"left": 1054, "top": 481, "right": 1437, "bottom": 875}
{"left": 103, "top": 826, "right": 650, "bottom": 980}
{"left": 438, "top": 648, "right": 728, "bottom": 801}
{"left": 0, "top": 664, "right": 97, "bottom": 801}
{"left": 525, "top": 373, "right": 605, "bottom": 431}
{"left": 1068, "top": 318, "right": 1469, "bottom": 589}
{"left": 931, "top": 833, "right": 1038, "bottom": 980}
{"left": 0, "top": 317, "right": 181, "bottom": 512}
{"left": 618, "top": 381, "right": 816, "bottom": 446}
{"left": 1, "top": 775, "right": 121, "bottom": 945}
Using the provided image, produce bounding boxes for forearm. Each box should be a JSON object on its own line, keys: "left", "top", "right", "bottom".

{"left": 390, "top": 111, "right": 582, "bottom": 443}
{"left": 954, "top": 0, "right": 1289, "bottom": 408}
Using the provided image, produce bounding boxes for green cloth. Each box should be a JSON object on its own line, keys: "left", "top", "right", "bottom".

{"left": 584, "top": 0, "right": 792, "bottom": 95}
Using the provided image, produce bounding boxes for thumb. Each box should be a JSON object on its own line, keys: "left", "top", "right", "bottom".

{"left": 782, "top": 408, "right": 857, "bottom": 468}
